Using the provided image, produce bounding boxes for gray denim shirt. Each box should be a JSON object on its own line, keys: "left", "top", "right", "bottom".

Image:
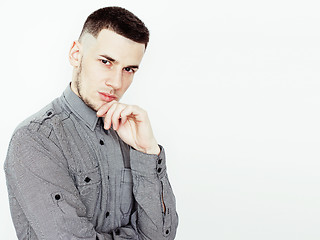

{"left": 4, "top": 85, "right": 178, "bottom": 240}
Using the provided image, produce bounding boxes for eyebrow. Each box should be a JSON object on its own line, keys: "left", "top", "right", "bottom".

{"left": 100, "top": 54, "right": 116, "bottom": 62}
{"left": 99, "top": 54, "right": 139, "bottom": 69}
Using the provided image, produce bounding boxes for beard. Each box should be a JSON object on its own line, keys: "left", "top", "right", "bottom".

{"left": 74, "top": 60, "right": 99, "bottom": 111}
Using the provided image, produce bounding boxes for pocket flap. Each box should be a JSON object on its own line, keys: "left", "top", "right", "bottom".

{"left": 75, "top": 167, "right": 101, "bottom": 186}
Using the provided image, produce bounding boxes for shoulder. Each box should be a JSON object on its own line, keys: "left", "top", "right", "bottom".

{"left": 5, "top": 98, "right": 69, "bottom": 169}
{"left": 8, "top": 97, "right": 69, "bottom": 158}
{"left": 13, "top": 97, "right": 68, "bottom": 137}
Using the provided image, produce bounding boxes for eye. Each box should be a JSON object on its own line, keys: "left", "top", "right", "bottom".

{"left": 100, "top": 59, "right": 111, "bottom": 65}
{"left": 124, "top": 67, "right": 135, "bottom": 73}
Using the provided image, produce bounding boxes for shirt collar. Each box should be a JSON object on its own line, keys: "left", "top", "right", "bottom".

{"left": 61, "top": 84, "right": 99, "bottom": 131}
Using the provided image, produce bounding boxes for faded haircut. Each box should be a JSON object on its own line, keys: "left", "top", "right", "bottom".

{"left": 78, "top": 6, "right": 149, "bottom": 48}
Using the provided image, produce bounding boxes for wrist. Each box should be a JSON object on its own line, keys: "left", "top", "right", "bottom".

{"left": 135, "top": 144, "right": 160, "bottom": 155}
{"left": 145, "top": 144, "right": 160, "bottom": 155}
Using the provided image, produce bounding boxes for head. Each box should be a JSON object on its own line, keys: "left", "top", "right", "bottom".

{"left": 69, "top": 7, "right": 149, "bottom": 111}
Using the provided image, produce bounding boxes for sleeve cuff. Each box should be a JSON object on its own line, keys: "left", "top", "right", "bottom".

{"left": 130, "top": 144, "right": 167, "bottom": 178}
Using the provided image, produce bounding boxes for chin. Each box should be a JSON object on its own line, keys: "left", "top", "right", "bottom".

{"left": 82, "top": 97, "right": 99, "bottom": 112}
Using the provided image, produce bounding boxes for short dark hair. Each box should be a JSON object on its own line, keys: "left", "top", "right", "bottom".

{"left": 79, "top": 6, "right": 149, "bottom": 47}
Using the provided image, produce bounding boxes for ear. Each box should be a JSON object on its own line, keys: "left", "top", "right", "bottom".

{"left": 69, "top": 41, "right": 82, "bottom": 67}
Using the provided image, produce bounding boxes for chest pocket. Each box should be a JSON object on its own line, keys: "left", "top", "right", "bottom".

{"left": 74, "top": 166, "right": 102, "bottom": 219}
{"left": 120, "top": 168, "right": 134, "bottom": 218}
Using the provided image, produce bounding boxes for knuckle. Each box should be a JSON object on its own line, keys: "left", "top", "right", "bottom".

{"left": 133, "top": 105, "right": 145, "bottom": 112}
{"left": 140, "top": 108, "right": 147, "bottom": 115}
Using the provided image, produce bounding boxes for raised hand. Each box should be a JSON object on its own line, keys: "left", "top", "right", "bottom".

{"left": 97, "top": 100, "right": 160, "bottom": 155}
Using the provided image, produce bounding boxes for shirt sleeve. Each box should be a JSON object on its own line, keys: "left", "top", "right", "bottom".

{"left": 4, "top": 127, "right": 140, "bottom": 240}
{"left": 129, "top": 145, "right": 179, "bottom": 240}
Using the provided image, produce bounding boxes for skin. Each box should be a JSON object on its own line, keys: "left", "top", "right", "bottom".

{"left": 69, "top": 29, "right": 160, "bottom": 155}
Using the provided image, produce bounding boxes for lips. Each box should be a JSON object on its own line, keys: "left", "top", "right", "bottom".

{"left": 98, "top": 92, "right": 117, "bottom": 102}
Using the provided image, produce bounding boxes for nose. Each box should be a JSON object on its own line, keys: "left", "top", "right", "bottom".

{"left": 106, "top": 68, "right": 122, "bottom": 90}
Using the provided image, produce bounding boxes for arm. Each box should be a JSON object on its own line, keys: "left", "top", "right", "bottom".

{"left": 129, "top": 145, "right": 178, "bottom": 240}
{"left": 97, "top": 101, "right": 179, "bottom": 239}
{"left": 4, "top": 127, "right": 141, "bottom": 240}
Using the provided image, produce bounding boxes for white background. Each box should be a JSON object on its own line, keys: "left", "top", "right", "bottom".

{"left": 1, "top": 0, "right": 320, "bottom": 239}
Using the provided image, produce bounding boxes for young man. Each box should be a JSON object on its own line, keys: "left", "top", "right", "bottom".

{"left": 4, "top": 7, "right": 178, "bottom": 240}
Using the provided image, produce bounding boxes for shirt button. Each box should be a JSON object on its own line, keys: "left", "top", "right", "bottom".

{"left": 105, "top": 211, "right": 110, "bottom": 218}
{"left": 157, "top": 168, "right": 162, "bottom": 173}
{"left": 84, "top": 177, "right": 91, "bottom": 183}
{"left": 99, "top": 139, "right": 104, "bottom": 145}
{"left": 55, "top": 194, "right": 61, "bottom": 200}
{"left": 166, "top": 229, "right": 170, "bottom": 234}
{"left": 158, "top": 159, "right": 162, "bottom": 164}
{"left": 47, "top": 111, "right": 52, "bottom": 116}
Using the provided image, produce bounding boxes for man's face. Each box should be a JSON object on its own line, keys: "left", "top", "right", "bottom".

{"left": 70, "top": 29, "right": 146, "bottom": 111}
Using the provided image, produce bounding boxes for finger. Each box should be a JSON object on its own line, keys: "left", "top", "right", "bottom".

{"left": 120, "top": 105, "right": 147, "bottom": 123}
{"left": 96, "top": 100, "right": 117, "bottom": 117}
{"left": 104, "top": 103, "right": 118, "bottom": 130}
{"left": 120, "top": 107, "right": 136, "bottom": 126}
{"left": 111, "top": 104, "right": 127, "bottom": 130}
{"left": 120, "top": 112, "right": 128, "bottom": 126}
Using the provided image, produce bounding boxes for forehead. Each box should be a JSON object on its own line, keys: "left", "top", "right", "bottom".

{"left": 83, "top": 29, "right": 145, "bottom": 64}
